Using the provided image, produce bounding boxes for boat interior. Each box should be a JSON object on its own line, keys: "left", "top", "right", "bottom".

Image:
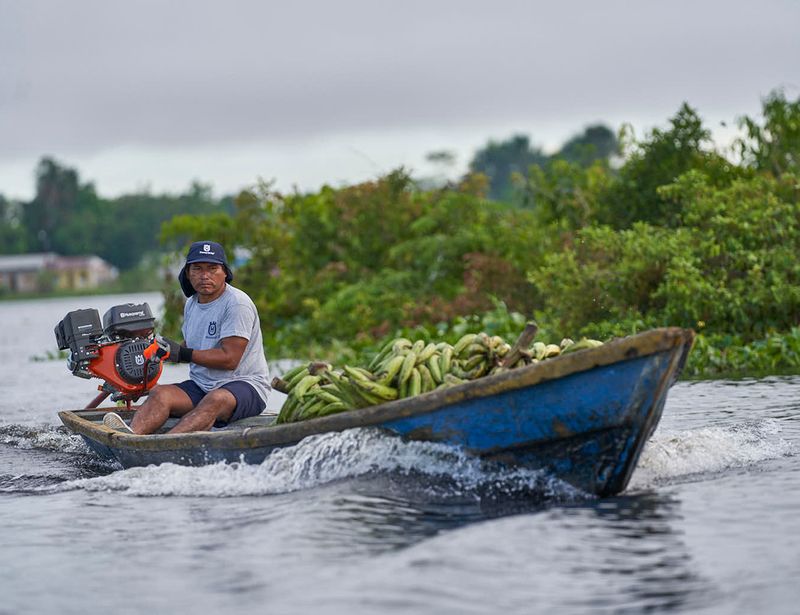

{"left": 71, "top": 408, "right": 279, "bottom": 434}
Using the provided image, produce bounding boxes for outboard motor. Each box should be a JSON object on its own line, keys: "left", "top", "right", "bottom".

{"left": 55, "top": 302, "right": 167, "bottom": 408}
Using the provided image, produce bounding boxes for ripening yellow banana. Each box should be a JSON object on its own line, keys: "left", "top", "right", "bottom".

{"left": 561, "top": 338, "right": 604, "bottom": 353}
{"left": 544, "top": 344, "right": 561, "bottom": 358}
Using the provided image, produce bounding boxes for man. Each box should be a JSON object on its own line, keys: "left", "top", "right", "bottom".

{"left": 103, "top": 240, "right": 270, "bottom": 434}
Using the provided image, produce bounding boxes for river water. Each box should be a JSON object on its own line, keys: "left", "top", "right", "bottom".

{"left": 1, "top": 294, "right": 798, "bottom": 614}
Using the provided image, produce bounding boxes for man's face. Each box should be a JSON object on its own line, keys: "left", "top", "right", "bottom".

{"left": 187, "top": 262, "right": 227, "bottom": 299}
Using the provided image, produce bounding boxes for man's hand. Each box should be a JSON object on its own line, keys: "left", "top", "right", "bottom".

{"left": 156, "top": 336, "right": 193, "bottom": 363}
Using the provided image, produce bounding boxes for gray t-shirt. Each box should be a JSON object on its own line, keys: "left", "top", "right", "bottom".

{"left": 181, "top": 284, "right": 270, "bottom": 404}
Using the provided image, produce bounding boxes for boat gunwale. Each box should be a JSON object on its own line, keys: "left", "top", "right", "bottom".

{"left": 59, "top": 327, "right": 694, "bottom": 453}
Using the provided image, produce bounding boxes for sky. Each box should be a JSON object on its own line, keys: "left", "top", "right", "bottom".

{"left": 1, "top": 0, "right": 798, "bottom": 200}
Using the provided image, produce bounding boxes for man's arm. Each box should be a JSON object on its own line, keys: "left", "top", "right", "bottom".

{"left": 160, "top": 335, "right": 248, "bottom": 370}
{"left": 189, "top": 336, "right": 248, "bottom": 371}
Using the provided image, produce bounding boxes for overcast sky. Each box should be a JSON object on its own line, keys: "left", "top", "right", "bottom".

{"left": 1, "top": 0, "right": 798, "bottom": 199}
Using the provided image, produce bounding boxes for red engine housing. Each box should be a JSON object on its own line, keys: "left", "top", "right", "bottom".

{"left": 88, "top": 340, "right": 163, "bottom": 396}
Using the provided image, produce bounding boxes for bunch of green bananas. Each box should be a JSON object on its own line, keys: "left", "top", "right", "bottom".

{"left": 275, "top": 333, "right": 603, "bottom": 424}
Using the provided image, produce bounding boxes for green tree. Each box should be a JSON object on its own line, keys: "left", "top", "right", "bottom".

{"left": 0, "top": 194, "right": 28, "bottom": 253}
{"left": 738, "top": 89, "right": 800, "bottom": 176}
{"left": 528, "top": 170, "right": 800, "bottom": 341}
{"left": 554, "top": 124, "right": 618, "bottom": 167}
{"left": 469, "top": 135, "right": 548, "bottom": 201}
{"left": 23, "top": 157, "right": 81, "bottom": 251}
{"left": 522, "top": 159, "right": 613, "bottom": 228}
{"left": 597, "top": 104, "right": 741, "bottom": 228}
{"left": 101, "top": 181, "right": 227, "bottom": 270}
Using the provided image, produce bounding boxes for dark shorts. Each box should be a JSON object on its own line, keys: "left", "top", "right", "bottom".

{"left": 174, "top": 380, "right": 266, "bottom": 427}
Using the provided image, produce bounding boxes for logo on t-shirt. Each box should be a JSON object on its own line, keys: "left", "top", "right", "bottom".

{"left": 207, "top": 321, "right": 217, "bottom": 336}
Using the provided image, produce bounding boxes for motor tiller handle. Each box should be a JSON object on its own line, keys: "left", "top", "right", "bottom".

{"left": 143, "top": 337, "right": 170, "bottom": 362}
{"left": 139, "top": 337, "right": 170, "bottom": 398}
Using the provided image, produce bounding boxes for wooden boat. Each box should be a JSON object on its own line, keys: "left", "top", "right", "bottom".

{"left": 59, "top": 327, "right": 693, "bottom": 497}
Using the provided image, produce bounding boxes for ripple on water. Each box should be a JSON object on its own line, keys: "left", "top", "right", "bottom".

{"left": 632, "top": 418, "right": 794, "bottom": 489}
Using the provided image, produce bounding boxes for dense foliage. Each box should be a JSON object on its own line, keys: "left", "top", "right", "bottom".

{"left": 469, "top": 125, "right": 618, "bottom": 203}
{"left": 161, "top": 172, "right": 550, "bottom": 359}
{"left": 0, "top": 157, "right": 232, "bottom": 271}
{"left": 159, "top": 88, "right": 800, "bottom": 378}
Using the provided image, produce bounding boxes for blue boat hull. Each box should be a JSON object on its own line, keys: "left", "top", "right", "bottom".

{"left": 381, "top": 350, "right": 674, "bottom": 495}
{"left": 60, "top": 328, "right": 693, "bottom": 496}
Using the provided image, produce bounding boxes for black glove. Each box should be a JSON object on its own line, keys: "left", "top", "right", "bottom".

{"left": 157, "top": 336, "right": 193, "bottom": 363}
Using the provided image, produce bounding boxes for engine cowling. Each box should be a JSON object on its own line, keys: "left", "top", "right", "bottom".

{"left": 86, "top": 340, "right": 163, "bottom": 395}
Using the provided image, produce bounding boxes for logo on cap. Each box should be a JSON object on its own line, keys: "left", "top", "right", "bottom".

{"left": 200, "top": 243, "right": 214, "bottom": 254}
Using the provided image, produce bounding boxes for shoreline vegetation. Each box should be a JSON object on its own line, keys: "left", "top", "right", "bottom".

{"left": 8, "top": 88, "right": 800, "bottom": 381}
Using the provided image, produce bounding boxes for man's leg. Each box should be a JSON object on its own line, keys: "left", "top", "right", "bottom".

{"left": 131, "top": 384, "right": 195, "bottom": 435}
{"left": 167, "top": 388, "right": 236, "bottom": 434}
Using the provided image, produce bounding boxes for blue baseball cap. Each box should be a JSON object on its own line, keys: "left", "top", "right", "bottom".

{"left": 178, "top": 240, "right": 234, "bottom": 297}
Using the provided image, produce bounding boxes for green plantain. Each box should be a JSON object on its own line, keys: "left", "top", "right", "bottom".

{"left": 408, "top": 367, "right": 422, "bottom": 397}
{"left": 286, "top": 367, "right": 311, "bottom": 390}
{"left": 453, "top": 333, "right": 477, "bottom": 356}
{"left": 427, "top": 354, "right": 443, "bottom": 383}
{"left": 281, "top": 363, "right": 308, "bottom": 383}
{"left": 350, "top": 377, "right": 399, "bottom": 401}
{"left": 377, "top": 355, "right": 405, "bottom": 386}
{"left": 293, "top": 374, "right": 322, "bottom": 398}
{"left": 464, "top": 354, "right": 487, "bottom": 371}
{"left": 398, "top": 350, "right": 418, "bottom": 385}
{"left": 417, "top": 364, "right": 435, "bottom": 393}
{"left": 416, "top": 343, "right": 438, "bottom": 365}
{"left": 440, "top": 346, "right": 453, "bottom": 375}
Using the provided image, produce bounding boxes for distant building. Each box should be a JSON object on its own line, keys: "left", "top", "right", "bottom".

{"left": 0, "top": 253, "right": 118, "bottom": 293}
